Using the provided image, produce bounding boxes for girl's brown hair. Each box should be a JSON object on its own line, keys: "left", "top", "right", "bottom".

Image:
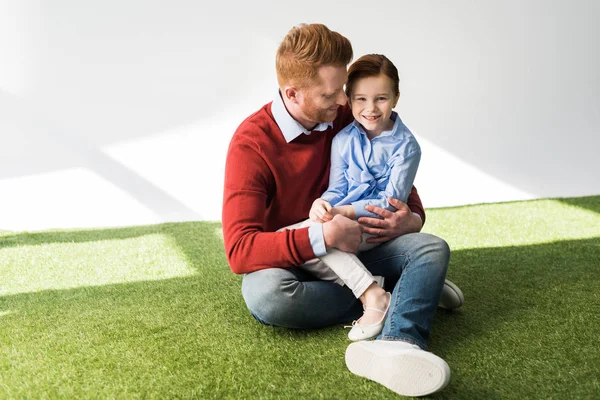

{"left": 345, "top": 54, "right": 400, "bottom": 98}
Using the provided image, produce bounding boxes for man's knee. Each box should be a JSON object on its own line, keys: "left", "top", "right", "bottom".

{"left": 241, "top": 268, "right": 296, "bottom": 326}
{"left": 424, "top": 233, "right": 450, "bottom": 258}
{"left": 419, "top": 233, "right": 451, "bottom": 274}
{"left": 386, "top": 232, "right": 450, "bottom": 274}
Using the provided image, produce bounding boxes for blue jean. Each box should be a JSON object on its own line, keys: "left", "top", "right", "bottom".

{"left": 241, "top": 232, "right": 450, "bottom": 350}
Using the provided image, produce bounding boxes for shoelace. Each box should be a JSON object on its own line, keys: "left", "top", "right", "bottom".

{"left": 344, "top": 320, "right": 364, "bottom": 333}
{"left": 344, "top": 306, "right": 386, "bottom": 331}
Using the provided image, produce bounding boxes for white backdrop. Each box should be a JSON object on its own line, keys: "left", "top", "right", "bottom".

{"left": 1, "top": 0, "right": 599, "bottom": 231}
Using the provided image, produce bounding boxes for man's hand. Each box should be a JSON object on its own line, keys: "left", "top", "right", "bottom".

{"left": 309, "top": 198, "right": 333, "bottom": 222}
{"left": 358, "top": 197, "right": 423, "bottom": 244}
{"left": 322, "top": 214, "right": 363, "bottom": 253}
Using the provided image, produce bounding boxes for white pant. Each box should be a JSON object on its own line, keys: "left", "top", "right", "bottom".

{"left": 278, "top": 219, "right": 379, "bottom": 298}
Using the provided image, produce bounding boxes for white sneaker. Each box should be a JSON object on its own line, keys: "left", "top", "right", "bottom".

{"left": 345, "top": 340, "right": 451, "bottom": 397}
{"left": 438, "top": 279, "right": 464, "bottom": 309}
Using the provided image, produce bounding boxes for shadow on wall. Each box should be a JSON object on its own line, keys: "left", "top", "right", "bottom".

{"left": 2, "top": 0, "right": 599, "bottom": 219}
{"left": 0, "top": 2, "right": 284, "bottom": 227}
{"left": 0, "top": 90, "right": 202, "bottom": 221}
{"left": 393, "top": 1, "right": 600, "bottom": 200}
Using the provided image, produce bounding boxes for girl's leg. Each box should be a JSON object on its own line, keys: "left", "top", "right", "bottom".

{"left": 316, "top": 249, "right": 375, "bottom": 298}
{"left": 306, "top": 232, "right": 382, "bottom": 297}
{"left": 279, "top": 220, "right": 389, "bottom": 331}
{"left": 318, "top": 249, "right": 390, "bottom": 335}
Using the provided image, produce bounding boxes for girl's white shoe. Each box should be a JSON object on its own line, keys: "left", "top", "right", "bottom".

{"left": 346, "top": 292, "right": 391, "bottom": 341}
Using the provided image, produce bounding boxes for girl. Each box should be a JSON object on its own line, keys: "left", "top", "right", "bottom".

{"left": 282, "top": 54, "right": 461, "bottom": 340}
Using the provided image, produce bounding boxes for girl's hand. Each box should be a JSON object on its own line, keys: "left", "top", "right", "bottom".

{"left": 330, "top": 205, "right": 357, "bottom": 220}
{"left": 309, "top": 198, "right": 333, "bottom": 222}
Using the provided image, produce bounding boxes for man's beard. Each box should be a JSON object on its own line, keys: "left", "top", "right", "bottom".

{"left": 301, "top": 97, "right": 338, "bottom": 124}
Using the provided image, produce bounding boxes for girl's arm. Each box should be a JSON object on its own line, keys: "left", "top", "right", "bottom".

{"left": 352, "top": 145, "right": 421, "bottom": 219}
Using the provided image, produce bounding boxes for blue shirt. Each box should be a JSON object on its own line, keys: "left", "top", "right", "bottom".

{"left": 271, "top": 91, "right": 331, "bottom": 256}
{"left": 321, "top": 112, "right": 421, "bottom": 219}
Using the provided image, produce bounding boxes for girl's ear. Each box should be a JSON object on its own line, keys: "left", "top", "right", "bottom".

{"left": 393, "top": 92, "right": 400, "bottom": 108}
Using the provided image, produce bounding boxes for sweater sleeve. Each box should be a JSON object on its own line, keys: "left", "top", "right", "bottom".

{"left": 222, "top": 134, "right": 316, "bottom": 275}
{"left": 407, "top": 186, "right": 426, "bottom": 225}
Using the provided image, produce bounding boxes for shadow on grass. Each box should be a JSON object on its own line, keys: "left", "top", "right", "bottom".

{"left": 429, "top": 236, "right": 600, "bottom": 399}
{"left": 1, "top": 218, "right": 599, "bottom": 398}
{"left": 556, "top": 194, "right": 600, "bottom": 214}
{"left": 433, "top": 235, "right": 600, "bottom": 345}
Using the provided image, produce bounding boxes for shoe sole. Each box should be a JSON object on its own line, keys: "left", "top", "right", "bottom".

{"left": 345, "top": 342, "right": 450, "bottom": 397}
{"left": 439, "top": 280, "right": 464, "bottom": 309}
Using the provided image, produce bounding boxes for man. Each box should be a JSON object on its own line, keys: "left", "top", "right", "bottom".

{"left": 222, "top": 23, "right": 463, "bottom": 397}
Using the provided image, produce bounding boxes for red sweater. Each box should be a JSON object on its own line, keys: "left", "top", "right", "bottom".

{"left": 222, "top": 103, "right": 425, "bottom": 274}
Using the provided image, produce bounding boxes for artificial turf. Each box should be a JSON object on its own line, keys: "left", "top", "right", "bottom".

{"left": 1, "top": 196, "right": 599, "bottom": 399}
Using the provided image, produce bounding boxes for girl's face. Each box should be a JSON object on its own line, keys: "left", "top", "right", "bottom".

{"left": 349, "top": 74, "right": 399, "bottom": 137}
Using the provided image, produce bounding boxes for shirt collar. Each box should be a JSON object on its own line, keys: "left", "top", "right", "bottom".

{"left": 351, "top": 111, "right": 402, "bottom": 138}
{"left": 271, "top": 91, "right": 333, "bottom": 143}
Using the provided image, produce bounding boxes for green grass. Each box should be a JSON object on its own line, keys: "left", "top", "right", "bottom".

{"left": 1, "top": 196, "right": 599, "bottom": 399}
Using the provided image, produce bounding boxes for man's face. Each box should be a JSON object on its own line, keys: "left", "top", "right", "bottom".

{"left": 296, "top": 65, "right": 348, "bottom": 127}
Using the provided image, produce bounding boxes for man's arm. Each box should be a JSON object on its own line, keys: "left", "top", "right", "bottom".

{"left": 358, "top": 187, "right": 425, "bottom": 244}
{"left": 222, "top": 137, "right": 315, "bottom": 274}
{"left": 222, "top": 136, "right": 363, "bottom": 274}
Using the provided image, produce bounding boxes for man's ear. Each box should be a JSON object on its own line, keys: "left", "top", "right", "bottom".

{"left": 283, "top": 86, "right": 300, "bottom": 104}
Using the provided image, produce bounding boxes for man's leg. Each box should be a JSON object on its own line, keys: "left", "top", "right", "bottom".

{"left": 361, "top": 233, "right": 463, "bottom": 310}
{"left": 241, "top": 266, "right": 363, "bottom": 329}
{"left": 358, "top": 232, "right": 449, "bottom": 349}
{"left": 346, "top": 232, "right": 452, "bottom": 396}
